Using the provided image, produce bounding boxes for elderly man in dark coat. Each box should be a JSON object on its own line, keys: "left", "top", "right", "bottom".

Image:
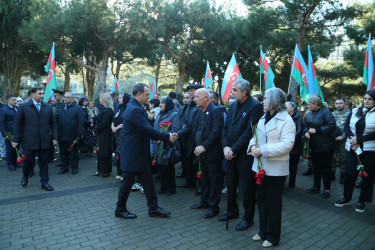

{"left": 174, "top": 89, "right": 224, "bottom": 218}
{"left": 219, "top": 79, "right": 263, "bottom": 231}
{"left": 12, "top": 87, "right": 58, "bottom": 191}
{"left": 115, "top": 83, "right": 175, "bottom": 219}
{"left": 56, "top": 92, "right": 84, "bottom": 175}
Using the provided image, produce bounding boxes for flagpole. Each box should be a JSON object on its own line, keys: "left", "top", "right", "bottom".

{"left": 288, "top": 45, "right": 297, "bottom": 96}
{"left": 260, "top": 45, "right": 262, "bottom": 94}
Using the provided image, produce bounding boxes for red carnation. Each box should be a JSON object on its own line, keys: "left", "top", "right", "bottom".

{"left": 304, "top": 156, "right": 309, "bottom": 160}
{"left": 70, "top": 145, "right": 74, "bottom": 150}
{"left": 259, "top": 169, "right": 266, "bottom": 176}
{"left": 358, "top": 172, "right": 364, "bottom": 177}
{"left": 152, "top": 160, "right": 157, "bottom": 166}
{"left": 95, "top": 148, "right": 99, "bottom": 153}
{"left": 116, "top": 156, "right": 119, "bottom": 160}
{"left": 22, "top": 155, "right": 27, "bottom": 160}
{"left": 363, "top": 172, "right": 369, "bottom": 177}
{"left": 256, "top": 178, "right": 263, "bottom": 184}
{"left": 16, "top": 158, "right": 22, "bottom": 164}
{"left": 197, "top": 173, "right": 203, "bottom": 178}
{"left": 254, "top": 173, "right": 259, "bottom": 179}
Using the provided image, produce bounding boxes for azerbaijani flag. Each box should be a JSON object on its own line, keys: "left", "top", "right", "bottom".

{"left": 308, "top": 46, "right": 325, "bottom": 102}
{"left": 363, "top": 34, "right": 375, "bottom": 90}
{"left": 150, "top": 76, "right": 158, "bottom": 100}
{"left": 204, "top": 61, "right": 213, "bottom": 89}
{"left": 260, "top": 48, "right": 276, "bottom": 90}
{"left": 291, "top": 45, "right": 309, "bottom": 103}
{"left": 111, "top": 76, "right": 119, "bottom": 94}
{"left": 221, "top": 54, "right": 242, "bottom": 101}
{"left": 44, "top": 42, "right": 57, "bottom": 103}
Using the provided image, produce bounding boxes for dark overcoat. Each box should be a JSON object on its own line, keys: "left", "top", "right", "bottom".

{"left": 56, "top": 102, "right": 84, "bottom": 142}
{"left": 120, "top": 98, "right": 170, "bottom": 173}
{"left": 94, "top": 107, "right": 113, "bottom": 157}
{"left": 178, "top": 103, "right": 224, "bottom": 163}
{"left": 12, "top": 100, "right": 58, "bottom": 150}
{"left": 222, "top": 97, "right": 263, "bottom": 162}
{"left": 0, "top": 105, "right": 17, "bottom": 137}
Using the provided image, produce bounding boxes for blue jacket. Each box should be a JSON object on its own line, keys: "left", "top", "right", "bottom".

{"left": 120, "top": 98, "right": 170, "bottom": 173}
{"left": 0, "top": 105, "right": 17, "bottom": 137}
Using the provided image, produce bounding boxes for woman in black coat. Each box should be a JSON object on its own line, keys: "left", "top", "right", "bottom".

{"left": 286, "top": 101, "right": 304, "bottom": 188}
{"left": 93, "top": 93, "right": 113, "bottom": 177}
{"left": 304, "top": 96, "right": 336, "bottom": 199}
{"left": 111, "top": 93, "right": 131, "bottom": 179}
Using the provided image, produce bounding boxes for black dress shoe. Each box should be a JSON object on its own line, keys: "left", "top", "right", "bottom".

{"left": 41, "top": 183, "right": 54, "bottom": 191}
{"left": 204, "top": 209, "right": 219, "bottom": 219}
{"left": 58, "top": 168, "right": 69, "bottom": 175}
{"left": 21, "top": 175, "right": 28, "bottom": 187}
{"left": 235, "top": 219, "right": 253, "bottom": 231}
{"left": 115, "top": 210, "right": 137, "bottom": 219}
{"left": 178, "top": 183, "right": 194, "bottom": 188}
{"left": 149, "top": 207, "right": 171, "bottom": 217}
{"left": 29, "top": 169, "right": 34, "bottom": 177}
{"left": 8, "top": 164, "right": 16, "bottom": 171}
{"left": 218, "top": 211, "right": 239, "bottom": 221}
{"left": 92, "top": 172, "right": 101, "bottom": 176}
{"left": 191, "top": 203, "right": 209, "bottom": 209}
{"left": 72, "top": 169, "right": 78, "bottom": 175}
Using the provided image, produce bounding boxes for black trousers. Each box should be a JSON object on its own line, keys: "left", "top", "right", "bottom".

{"left": 227, "top": 156, "right": 256, "bottom": 222}
{"left": 59, "top": 141, "right": 79, "bottom": 170}
{"left": 288, "top": 154, "right": 300, "bottom": 188}
{"left": 97, "top": 156, "right": 112, "bottom": 174}
{"left": 200, "top": 160, "right": 223, "bottom": 210}
{"left": 344, "top": 150, "right": 375, "bottom": 203}
{"left": 23, "top": 148, "right": 50, "bottom": 183}
{"left": 116, "top": 170, "right": 158, "bottom": 211}
{"left": 157, "top": 163, "right": 176, "bottom": 193}
{"left": 5, "top": 139, "right": 16, "bottom": 165}
{"left": 311, "top": 150, "right": 334, "bottom": 190}
{"left": 257, "top": 176, "right": 286, "bottom": 245}
{"left": 183, "top": 152, "right": 196, "bottom": 186}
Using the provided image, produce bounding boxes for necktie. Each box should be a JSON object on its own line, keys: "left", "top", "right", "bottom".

{"left": 36, "top": 103, "right": 41, "bottom": 112}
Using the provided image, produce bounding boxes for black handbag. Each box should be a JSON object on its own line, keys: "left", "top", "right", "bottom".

{"left": 158, "top": 144, "right": 182, "bottom": 166}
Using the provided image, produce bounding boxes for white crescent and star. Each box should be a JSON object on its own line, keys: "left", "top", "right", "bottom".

{"left": 231, "top": 72, "right": 239, "bottom": 81}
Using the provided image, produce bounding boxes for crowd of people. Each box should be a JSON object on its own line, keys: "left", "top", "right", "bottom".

{"left": 1, "top": 80, "right": 374, "bottom": 248}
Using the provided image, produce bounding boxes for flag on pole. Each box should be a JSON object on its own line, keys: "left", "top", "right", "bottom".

{"left": 150, "top": 76, "right": 158, "bottom": 100}
{"left": 291, "top": 45, "right": 309, "bottom": 103}
{"left": 260, "top": 48, "right": 276, "bottom": 90}
{"left": 44, "top": 42, "right": 57, "bottom": 103}
{"left": 204, "top": 61, "right": 213, "bottom": 89}
{"left": 221, "top": 54, "right": 242, "bottom": 101}
{"left": 111, "top": 76, "right": 119, "bottom": 94}
{"left": 308, "top": 46, "right": 325, "bottom": 102}
{"left": 363, "top": 34, "right": 375, "bottom": 90}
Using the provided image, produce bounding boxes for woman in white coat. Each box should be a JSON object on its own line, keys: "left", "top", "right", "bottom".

{"left": 247, "top": 88, "right": 295, "bottom": 248}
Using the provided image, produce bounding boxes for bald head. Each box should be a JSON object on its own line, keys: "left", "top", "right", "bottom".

{"left": 194, "top": 89, "right": 210, "bottom": 110}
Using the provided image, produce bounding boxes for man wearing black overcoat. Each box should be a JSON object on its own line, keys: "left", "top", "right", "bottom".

{"left": 175, "top": 89, "right": 224, "bottom": 218}
{"left": 219, "top": 79, "right": 263, "bottom": 231}
{"left": 56, "top": 92, "right": 84, "bottom": 175}
{"left": 12, "top": 87, "right": 58, "bottom": 191}
{"left": 115, "top": 83, "right": 174, "bottom": 219}
{"left": 0, "top": 94, "right": 18, "bottom": 171}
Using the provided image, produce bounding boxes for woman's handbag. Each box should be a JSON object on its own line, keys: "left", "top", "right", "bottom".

{"left": 158, "top": 144, "right": 182, "bottom": 166}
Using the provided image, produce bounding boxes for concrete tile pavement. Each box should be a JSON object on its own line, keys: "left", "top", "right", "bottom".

{"left": 0, "top": 155, "right": 374, "bottom": 249}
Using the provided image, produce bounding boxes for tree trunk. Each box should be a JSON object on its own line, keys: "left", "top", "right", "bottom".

{"left": 82, "top": 68, "right": 87, "bottom": 97}
{"left": 176, "top": 73, "right": 185, "bottom": 94}
{"left": 98, "top": 69, "right": 107, "bottom": 94}
{"left": 86, "top": 69, "right": 96, "bottom": 100}
{"left": 64, "top": 69, "right": 71, "bottom": 92}
{"left": 155, "top": 61, "right": 161, "bottom": 87}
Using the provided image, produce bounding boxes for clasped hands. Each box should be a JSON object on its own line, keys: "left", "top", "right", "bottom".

{"left": 224, "top": 146, "right": 235, "bottom": 160}
{"left": 304, "top": 128, "right": 316, "bottom": 139}
{"left": 169, "top": 133, "right": 179, "bottom": 143}
{"left": 349, "top": 136, "right": 359, "bottom": 151}
{"left": 250, "top": 145, "right": 262, "bottom": 158}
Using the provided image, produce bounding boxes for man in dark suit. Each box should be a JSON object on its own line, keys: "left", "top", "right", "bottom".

{"left": 174, "top": 89, "right": 224, "bottom": 218}
{"left": 12, "top": 87, "right": 58, "bottom": 191}
{"left": 219, "top": 79, "right": 263, "bottom": 231}
{"left": 56, "top": 92, "right": 84, "bottom": 175}
{"left": 178, "top": 84, "right": 202, "bottom": 188}
{"left": 115, "top": 83, "right": 175, "bottom": 219}
{"left": 0, "top": 94, "right": 18, "bottom": 171}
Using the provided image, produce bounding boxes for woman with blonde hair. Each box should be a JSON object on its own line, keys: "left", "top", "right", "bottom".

{"left": 93, "top": 93, "right": 113, "bottom": 177}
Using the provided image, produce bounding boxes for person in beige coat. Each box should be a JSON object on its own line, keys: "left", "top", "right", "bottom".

{"left": 247, "top": 88, "right": 295, "bottom": 248}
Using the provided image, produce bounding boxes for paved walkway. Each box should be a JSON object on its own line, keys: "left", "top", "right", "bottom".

{"left": 0, "top": 155, "right": 374, "bottom": 249}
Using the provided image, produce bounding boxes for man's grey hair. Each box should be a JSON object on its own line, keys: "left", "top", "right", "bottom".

{"left": 233, "top": 79, "right": 250, "bottom": 96}
{"left": 196, "top": 88, "right": 210, "bottom": 98}
{"left": 64, "top": 92, "right": 73, "bottom": 97}
{"left": 264, "top": 87, "right": 287, "bottom": 112}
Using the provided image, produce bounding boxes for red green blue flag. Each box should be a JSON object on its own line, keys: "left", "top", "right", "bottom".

{"left": 44, "top": 42, "right": 57, "bottom": 103}
{"left": 260, "top": 48, "right": 275, "bottom": 90}
{"left": 363, "top": 34, "right": 375, "bottom": 90}
{"left": 291, "top": 45, "right": 309, "bottom": 103}
{"left": 307, "top": 45, "right": 325, "bottom": 102}
{"left": 221, "top": 54, "right": 242, "bottom": 101}
{"left": 204, "top": 61, "right": 213, "bottom": 89}
{"left": 150, "top": 76, "right": 157, "bottom": 99}
{"left": 111, "top": 76, "right": 119, "bottom": 94}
